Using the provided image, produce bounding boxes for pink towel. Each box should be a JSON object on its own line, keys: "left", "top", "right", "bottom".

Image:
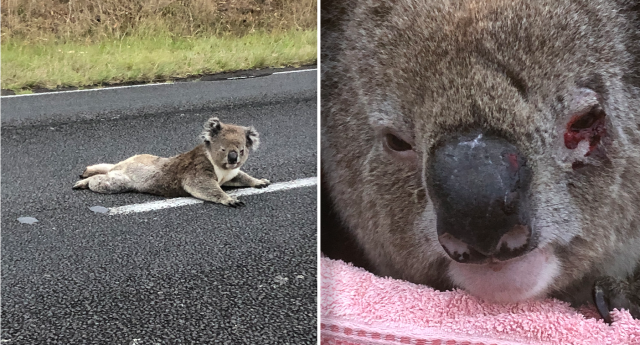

{"left": 321, "top": 257, "right": 640, "bottom": 345}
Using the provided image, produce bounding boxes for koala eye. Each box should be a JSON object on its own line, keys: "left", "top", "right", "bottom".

{"left": 381, "top": 130, "right": 418, "bottom": 163}
{"left": 221, "top": 148, "right": 226, "bottom": 152}
{"left": 240, "top": 149, "right": 245, "bottom": 155}
{"left": 384, "top": 133, "right": 413, "bottom": 152}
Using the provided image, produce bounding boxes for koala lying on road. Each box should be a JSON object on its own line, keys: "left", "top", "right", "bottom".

{"left": 73, "top": 117, "right": 270, "bottom": 207}
{"left": 321, "top": 0, "right": 640, "bottom": 322}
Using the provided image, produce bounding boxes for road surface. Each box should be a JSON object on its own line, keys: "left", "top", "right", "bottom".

{"left": 1, "top": 69, "right": 318, "bottom": 344}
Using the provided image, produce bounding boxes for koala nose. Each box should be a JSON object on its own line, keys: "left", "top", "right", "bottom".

{"left": 228, "top": 151, "right": 238, "bottom": 164}
{"left": 426, "top": 133, "right": 534, "bottom": 264}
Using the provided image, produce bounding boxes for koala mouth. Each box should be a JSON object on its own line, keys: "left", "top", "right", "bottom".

{"left": 224, "top": 163, "right": 240, "bottom": 169}
{"left": 447, "top": 246, "right": 561, "bottom": 303}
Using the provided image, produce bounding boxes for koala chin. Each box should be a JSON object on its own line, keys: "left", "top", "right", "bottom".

{"left": 321, "top": 0, "right": 640, "bottom": 322}
{"left": 73, "top": 117, "right": 270, "bottom": 207}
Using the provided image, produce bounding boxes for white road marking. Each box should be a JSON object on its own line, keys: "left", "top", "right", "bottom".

{"left": 1, "top": 69, "right": 317, "bottom": 98}
{"left": 1, "top": 82, "right": 174, "bottom": 98}
{"left": 17, "top": 217, "right": 38, "bottom": 224}
{"left": 272, "top": 68, "right": 317, "bottom": 75}
{"left": 108, "top": 176, "right": 317, "bottom": 215}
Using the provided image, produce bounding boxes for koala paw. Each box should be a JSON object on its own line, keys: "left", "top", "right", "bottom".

{"left": 254, "top": 179, "right": 271, "bottom": 189}
{"left": 593, "top": 276, "right": 640, "bottom": 324}
{"left": 223, "top": 197, "right": 246, "bottom": 208}
{"left": 73, "top": 179, "right": 89, "bottom": 190}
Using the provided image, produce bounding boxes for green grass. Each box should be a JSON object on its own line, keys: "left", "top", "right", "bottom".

{"left": 1, "top": 29, "right": 317, "bottom": 92}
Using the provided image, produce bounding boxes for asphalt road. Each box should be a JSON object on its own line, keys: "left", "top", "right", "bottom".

{"left": 1, "top": 69, "right": 318, "bottom": 344}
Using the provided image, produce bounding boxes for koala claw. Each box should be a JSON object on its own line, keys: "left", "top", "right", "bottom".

{"left": 73, "top": 180, "right": 88, "bottom": 190}
{"left": 255, "top": 179, "right": 271, "bottom": 189}
{"left": 593, "top": 276, "right": 640, "bottom": 324}
{"left": 226, "top": 199, "right": 246, "bottom": 208}
{"left": 593, "top": 284, "right": 612, "bottom": 324}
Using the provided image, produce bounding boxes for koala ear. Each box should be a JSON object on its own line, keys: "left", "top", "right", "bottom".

{"left": 245, "top": 126, "right": 260, "bottom": 151}
{"left": 201, "top": 117, "right": 222, "bottom": 142}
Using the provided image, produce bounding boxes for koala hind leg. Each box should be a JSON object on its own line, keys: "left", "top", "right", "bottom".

{"left": 183, "top": 176, "right": 244, "bottom": 207}
{"left": 223, "top": 171, "right": 271, "bottom": 189}
{"left": 80, "top": 163, "right": 115, "bottom": 178}
{"left": 74, "top": 171, "right": 133, "bottom": 194}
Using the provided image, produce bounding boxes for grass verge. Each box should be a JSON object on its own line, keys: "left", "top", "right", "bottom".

{"left": 2, "top": 29, "right": 316, "bottom": 93}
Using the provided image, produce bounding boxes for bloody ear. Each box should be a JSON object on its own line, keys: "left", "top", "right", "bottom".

{"left": 201, "top": 117, "right": 222, "bottom": 142}
{"left": 246, "top": 126, "right": 260, "bottom": 151}
{"left": 563, "top": 89, "right": 607, "bottom": 155}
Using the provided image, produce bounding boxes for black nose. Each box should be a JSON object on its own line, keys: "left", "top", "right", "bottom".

{"left": 426, "top": 132, "right": 534, "bottom": 264}
{"left": 228, "top": 151, "right": 238, "bottom": 164}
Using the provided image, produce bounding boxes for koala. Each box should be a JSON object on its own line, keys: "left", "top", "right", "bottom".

{"left": 73, "top": 117, "right": 270, "bottom": 207}
{"left": 321, "top": 0, "right": 640, "bottom": 322}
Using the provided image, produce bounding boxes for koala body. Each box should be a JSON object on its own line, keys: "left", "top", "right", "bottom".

{"left": 74, "top": 117, "right": 270, "bottom": 207}
{"left": 322, "top": 0, "right": 640, "bottom": 319}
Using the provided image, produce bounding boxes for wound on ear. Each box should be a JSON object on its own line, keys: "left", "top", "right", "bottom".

{"left": 564, "top": 105, "right": 606, "bottom": 156}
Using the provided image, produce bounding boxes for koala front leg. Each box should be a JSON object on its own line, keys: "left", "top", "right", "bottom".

{"left": 593, "top": 267, "right": 640, "bottom": 323}
{"left": 223, "top": 171, "right": 271, "bottom": 188}
{"left": 183, "top": 176, "right": 245, "bottom": 207}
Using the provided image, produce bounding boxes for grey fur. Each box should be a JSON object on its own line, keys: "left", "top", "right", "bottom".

{"left": 201, "top": 117, "right": 222, "bottom": 142}
{"left": 74, "top": 117, "right": 270, "bottom": 207}
{"left": 245, "top": 126, "right": 260, "bottom": 151}
{"left": 322, "top": 0, "right": 640, "bottom": 316}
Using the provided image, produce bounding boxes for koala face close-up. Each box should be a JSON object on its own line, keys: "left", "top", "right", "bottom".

{"left": 201, "top": 118, "right": 260, "bottom": 170}
{"left": 321, "top": 0, "right": 640, "bottom": 311}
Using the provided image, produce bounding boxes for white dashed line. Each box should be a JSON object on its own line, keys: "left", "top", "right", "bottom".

{"left": 108, "top": 176, "right": 317, "bottom": 215}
